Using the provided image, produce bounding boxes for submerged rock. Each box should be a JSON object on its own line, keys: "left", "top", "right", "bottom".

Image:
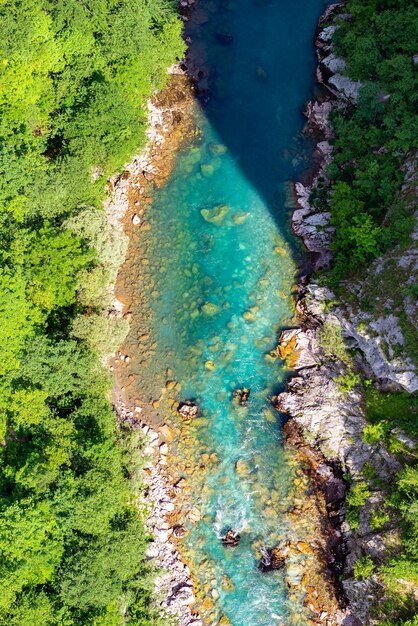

{"left": 209, "top": 142, "right": 227, "bottom": 155}
{"left": 231, "top": 211, "right": 249, "bottom": 225}
{"left": 200, "top": 204, "right": 230, "bottom": 225}
{"left": 215, "top": 31, "right": 234, "bottom": 45}
{"left": 201, "top": 301, "right": 220, "bottom": 316}
{"left": 221, "top": 528, "right": 241, "bottom": 547}
{"left": 232, "top": 387, "right": 250, "bottom": 406}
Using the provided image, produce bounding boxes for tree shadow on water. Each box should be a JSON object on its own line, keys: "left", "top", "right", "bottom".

{"left": 182, "top": 0, "right": 332, "bottom": 252}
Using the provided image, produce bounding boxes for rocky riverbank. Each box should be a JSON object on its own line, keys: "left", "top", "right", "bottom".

{"left": 105, "top": 66, "right": 204, "bottom": 625}
{"left": 278, "top": 3, "right": 417, "bottom": 625}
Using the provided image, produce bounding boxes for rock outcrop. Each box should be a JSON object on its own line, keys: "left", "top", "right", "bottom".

{"left": 281, "top": 4, "right": 417, "bottom": 624}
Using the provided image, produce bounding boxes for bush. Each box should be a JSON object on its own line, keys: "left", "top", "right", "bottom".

{"left": 370, "top": 510, "right": 390, "bottom": 530}
{"left": 318, "top": 319, "right": 350, "bottom": 363}
{"left": 347, "top": 481, "right": 371, "bottom": 508}
{"left": 353, "top": 556, "right": 375, "bottom": 580}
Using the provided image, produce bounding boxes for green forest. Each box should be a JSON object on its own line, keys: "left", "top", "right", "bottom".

{"left": 311, "top": 1, "right": 418, "bottom": 623}
{"left": 310, "top": 0, "right": 417, "bottom": 282}
{"left": 0, "top": 0, "right": 184, "bottom": 624}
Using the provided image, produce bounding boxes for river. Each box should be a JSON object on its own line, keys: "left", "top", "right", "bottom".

{"left": 124, "top": 0, "right": 331, "bottom": 623}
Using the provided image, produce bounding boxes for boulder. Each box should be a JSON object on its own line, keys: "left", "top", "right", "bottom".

{"left": 258, "top": 545, "right": 288, "bottom": 572}
{"left": 221, "top": 528, "right": 240, "bottom": 547}
{"left": 232, "top": 387, "right": 250, "bottom": 406}
{"left": 178, "top": 401, "right": 199, "bottom": 419}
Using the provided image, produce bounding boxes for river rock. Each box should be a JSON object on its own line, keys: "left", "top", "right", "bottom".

{"left": 258, "top": 545, "right": 288, "bottom": 572}
{"left": 200, "top": 204, "right": 229, "bottom": 224}
{"left": 201, "top": 301, "right": 220, "bottom": 316}
{"left": 178, "top": 401, "right": 199, "bottom": 419}
{"left": 232, "top": 387, "right": 250, "bottom": 406}
{"left": 221, "top": 528, "right": 241, "bottom": 547}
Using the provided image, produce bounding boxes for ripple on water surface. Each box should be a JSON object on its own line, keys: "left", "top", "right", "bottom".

{"left": 134, "top": 0, "right": 332, "bottom": 623}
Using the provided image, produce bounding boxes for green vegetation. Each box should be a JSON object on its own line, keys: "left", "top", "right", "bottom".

{"left": 353, "top": 555, "right": 375, "bottom": 580}
{"left": 312, "top": 0, "right": 418, "bottom": 284}
{"left": 313, "top": 3, "right": 418, "bottom": 619}
{"left": 346, "top": 481, "right": 370, "bottom": 531}
{"left": 318, "top": 319, "right": 350, "bottom": 363}
{"left": 0, "top": 0, "right": 185, "bottom": 623}
{"left": 365, "top": 388, "right": 418, "bottom": 439}
{"left": 336, "top": 369, "right": 362, "bottom": 393}
{"left": 370, "top": 509, "right": 390, "bottom": 531}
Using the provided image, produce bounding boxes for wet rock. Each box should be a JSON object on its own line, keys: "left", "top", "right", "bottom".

{"left": 232, "top": 387, "right": 250, "bottom": 406}
{"left": 159, "top": 423, "right": 175, "bottom": 442}
{"left": 258, "top": 545, "right": 288, "bottom": 572}
{"left": 187, "top": 507, "right": 202, "bottom": 523}
{"left": 221, "top": 528, "right": 241, "bottom": 547}
{"left": 178, "top": 401, "right": 199, "bottom": 419}
{"left": 173, "top": 525, "right": 188, "bottom": 538}
{"left": 278, "top": 328, "right": 319, "bottom": 370}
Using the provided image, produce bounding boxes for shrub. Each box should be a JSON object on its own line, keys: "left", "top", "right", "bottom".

{"left": 319, "top": 319, "right": 350, "bottom": 363}
{"left": 353, "top": 556, "right": 375, "bottom": 580}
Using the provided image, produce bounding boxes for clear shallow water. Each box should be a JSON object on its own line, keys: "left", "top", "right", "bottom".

{"left": 137, "top": 1, "right": 330, "bottom": 623}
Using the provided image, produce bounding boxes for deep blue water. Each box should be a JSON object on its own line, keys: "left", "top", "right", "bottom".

{"left": 139, "top": 1, "right": 330, "bottom": 623}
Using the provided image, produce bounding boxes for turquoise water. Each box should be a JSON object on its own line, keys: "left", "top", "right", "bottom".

{"left": 137, "top": 1, "right": 330, "bottom": 623}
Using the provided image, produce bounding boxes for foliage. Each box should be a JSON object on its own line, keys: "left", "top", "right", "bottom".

{"left": 353, "top": 555, "right": 375, "bottom": 580}
{"left": 314, "top": 1, "right": 418, "bottom": 283}
{"left": 347, "top": 481, "right": 371, "bottom": 508}
{"left": 0, "top": 0, "right": 185, "bottom": 622}
{"left": 370, "top": 509, "right": 389, "bottom": 530}
{"left": 336, "top": 368, "right": 362, "bottom": 393}
{"left": 365, "top": 388, "right": 418, "bottom": 438}
{"left": 318, "top": 319, "right": 350, "bottom": 363}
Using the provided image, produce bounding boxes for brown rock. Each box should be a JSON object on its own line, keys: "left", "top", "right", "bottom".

{"left": 221, "top": 528, "right": 240, "bottom": 547}
{"left": 159, "top": 423, "right": 175, "bottom": 442}
{"left": 232, "top": 387, "right": 250, "bottom": 406}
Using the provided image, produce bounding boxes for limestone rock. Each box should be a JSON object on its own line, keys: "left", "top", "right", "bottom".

{"left": 178, "top": 401, "right": 199, "bottom": 419}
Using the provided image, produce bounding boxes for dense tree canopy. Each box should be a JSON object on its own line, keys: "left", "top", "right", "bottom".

{"left": 0, "top": 0, "right": 184, "bottom": 623}
{"left": 310, "top": 1, "right": 418, "bottom": 282}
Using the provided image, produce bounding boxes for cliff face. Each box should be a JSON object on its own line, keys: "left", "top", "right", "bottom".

{"left": 278, "top": 4, "right": 417, "bottom": 624}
